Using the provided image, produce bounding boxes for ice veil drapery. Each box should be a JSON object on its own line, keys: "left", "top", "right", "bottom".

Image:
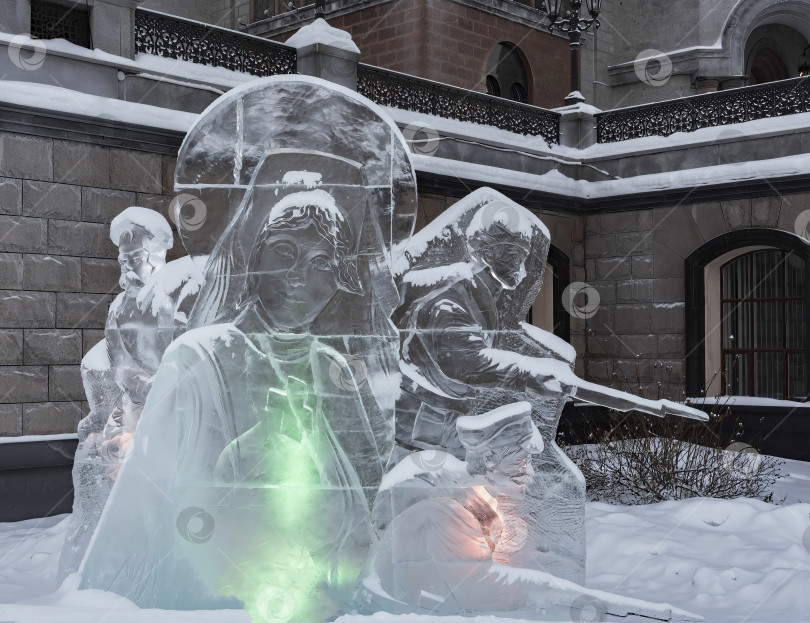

{"left": 78, "top": 76, "right": 418, "bottom": 623}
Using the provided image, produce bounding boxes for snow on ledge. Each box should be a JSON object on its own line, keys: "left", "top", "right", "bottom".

{"left": 0, "top": 81, "right": 198, "bottom": 132}
{"left": 689, "top": 396, "right": 810, "bottom": 408}
{"left": 412, "top": 151, "right": 810, "bottom": 203}
{"left": 286, "top": 18, "right": 360, "bottom": 53}
{"left": 0, "top": 433, "right": 78, "bottom": 445}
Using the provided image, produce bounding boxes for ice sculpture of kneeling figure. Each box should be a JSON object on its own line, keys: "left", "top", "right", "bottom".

{"left": 78, "top": 152, "right": 382, "bottom": 623}
{"left": 365, "top": 402, "right": 700, "bottom": 622}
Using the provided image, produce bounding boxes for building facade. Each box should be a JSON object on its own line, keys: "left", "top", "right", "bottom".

{"left": 0, "top": 0, "right": 806, "bottom": 454}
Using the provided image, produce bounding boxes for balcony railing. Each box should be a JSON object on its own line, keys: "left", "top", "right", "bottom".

{"left": 357, "top": 64, "right": 561, "bottom": 145}
{"left": 134, "top": 8, "right": 296, "bottom": 77}
{"left": 596, "top": 76, "right": 810, "bottom": 143}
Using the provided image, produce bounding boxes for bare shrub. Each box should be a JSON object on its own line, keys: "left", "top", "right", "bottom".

{"left": 559, "top": 344, "right": 784, "bottom": 505}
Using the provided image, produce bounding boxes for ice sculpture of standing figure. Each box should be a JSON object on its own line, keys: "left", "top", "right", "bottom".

{"left": 58, "top": 207, "right": 179, "bottom": 579}
{"left": 78, "top": 76, "right": 418, "bottom": 623}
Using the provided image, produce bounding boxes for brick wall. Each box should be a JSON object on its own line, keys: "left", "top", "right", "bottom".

{"left": 0, "top": 132, "right": 178, "bottom": 437}
{"left": 275, "top": 0, "right": 570, "bottom": 109}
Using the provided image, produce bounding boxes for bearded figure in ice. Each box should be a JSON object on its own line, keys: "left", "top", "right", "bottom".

{"left": 363, "top": 402, "right": 700, "bottom": 622}
{"left": 393, "top": 189, "right": 708, "bottom": 581}
{"left": 79, "top": 75, "right": 419, "bottom": 623}
{"left": 58, "top": 207, "right": 178, "bottom": 579}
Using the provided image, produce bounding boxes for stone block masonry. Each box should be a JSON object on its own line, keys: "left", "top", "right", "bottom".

{"left": 0, "top": 131, "right": 179, "bottom": 436}
{"left": 581, "top": 194, "right": 810, "bottom": 401}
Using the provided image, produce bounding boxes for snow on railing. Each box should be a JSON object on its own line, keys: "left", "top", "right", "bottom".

{"left": 596, "top": 76, "right": 810, "bottom": 143}
{"left": 357, "top": 64, "right": 561, "bottom": 145}
{"left": 134, "top": 8, "right": 297, "bottom": 77}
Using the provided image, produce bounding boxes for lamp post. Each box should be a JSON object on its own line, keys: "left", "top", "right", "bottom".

{"left": 543, "top": 0, "right": 603, "bottom": 104}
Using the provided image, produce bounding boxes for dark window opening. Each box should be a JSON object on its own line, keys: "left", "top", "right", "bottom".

{"left": 509, "top": 82, "right": 527, "bottom": 103}
{"left": 721, "top": 249, "right": 808, "bottom": 400}
{"left": 485, "top": 43, "right": 530, "bottom": 104}
{"left": 30, "top": 1, "right": 91, "bottom": 49}
{"left": 486, "top": 75, "right": 501, "bottom": 97}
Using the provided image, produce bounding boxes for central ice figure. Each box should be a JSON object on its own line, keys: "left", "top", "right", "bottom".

{"left": 79, "top": 152, "right": 386, "bottom": 623}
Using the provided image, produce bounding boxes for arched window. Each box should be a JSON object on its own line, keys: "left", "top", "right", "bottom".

{"left": 685, "top": 230, "right": 810, "bottom": 401}
{"left": 485, "top": 43, "right": 531, "bottom": 104}
{"left": 745, "top": 24, "right": 809, "bottom": 84}
{"left": 720, "top": 250, "right": 807, "bottom": 399}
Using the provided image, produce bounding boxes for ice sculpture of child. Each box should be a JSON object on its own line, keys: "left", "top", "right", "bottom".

{"left": 364, "top": 402, "right": 700, "bottom": 622}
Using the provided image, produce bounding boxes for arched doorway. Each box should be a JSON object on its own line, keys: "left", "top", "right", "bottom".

{"left": 745, "top": 24, "right": 809, "bottom": 84}
{"left": 485, "top": 43, "right": 531, "bottom": 104}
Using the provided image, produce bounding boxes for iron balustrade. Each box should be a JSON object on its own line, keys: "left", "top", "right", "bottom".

{"left": 357, "top": 64, "right": 561, "bottom": 144}
{"left": 134, "top": 8, "right": 297, "bottom": 77}
{"left": 596, "top": 76, "right": 810, "bottom": 143}
{"left": 30, "top": 0, "right": 91, "bottom": 48}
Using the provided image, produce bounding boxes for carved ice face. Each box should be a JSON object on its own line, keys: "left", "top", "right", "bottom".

{"left": 480, "top": 241, "right": 529, "bottom": 290}
{"left": 252, "top": 224, "right": 340, "bottom": 332}
{"left": 118, "top": 243, "right": 163, "bottom": 295}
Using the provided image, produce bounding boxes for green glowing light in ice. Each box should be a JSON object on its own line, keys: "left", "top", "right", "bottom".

{"left": 218, "top": 385, "right": 358, "bottom": 623}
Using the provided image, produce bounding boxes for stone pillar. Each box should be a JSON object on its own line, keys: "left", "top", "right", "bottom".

{"left": 694, "top": 78, "right": 719, "bottom": 94}
{"left": 0, "top": 0, "right": 31, "bottom": 35}
{"left": 555, "top": 102, "right": 600, "bottom": 150}
{"left": 91, "top": 0, "right": 142, "bottom": 59}
{"left": 286, "top": 18, "right": 360, "bottom": 90}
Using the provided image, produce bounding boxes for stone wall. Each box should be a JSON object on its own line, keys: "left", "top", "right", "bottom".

{"left": 0, "top": 132, "right": 178, "bottom": 437}
{"left": 582, "top": 193, "right": 810, "bottom": 400}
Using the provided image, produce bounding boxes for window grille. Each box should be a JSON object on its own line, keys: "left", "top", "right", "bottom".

{"left": 721, "top": 250, "right": 809, "bottom": 400}
{"left": 30, "top": 1, "right": 91, "bottom": 48}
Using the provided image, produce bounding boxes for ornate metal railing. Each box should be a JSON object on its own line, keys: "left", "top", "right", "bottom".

{"left": 596, "top": 76, "right": 810, "bottom": 143}
{"left": 134, "top": 8, "right": 296, "bottom": 77}
{"left": 31, "top": 0, "right": 91, "bottom": 48}
{"left": 357, "top": 64, "right": 560, "bottom": 144}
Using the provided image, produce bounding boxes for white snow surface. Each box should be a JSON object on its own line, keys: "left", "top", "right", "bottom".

{"left": 2, "top": 459, "right": 809, "bottom": 622}
{"left": 0, "top": 81, "right": 197, "bottom": 132}
{"left": 457, "top": 401, "right": 532, "bottom": 430}
{"left": 0, "top": 433, "right": 77, "bottom": 445}
{"left": 402, "top": 262, "right": 475, "bottom": 287}
{"left": 520, "top": 322, "right": 576, "bottom": 364}
{"left": 690, "top": 396, "right": 810, "bottom": 409}
{"left": 0, "top": 32, "right": 258, "bottom": 90}
{"left": 110, "top": 207, "right": 173, "bottom": 248}
{"left": 286, "top": 18, "right": 360, "bottom": 53}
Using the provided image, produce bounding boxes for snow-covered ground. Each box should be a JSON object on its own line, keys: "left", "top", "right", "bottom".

{"left": 1, "top": 458, "right": 808, "bottom": 623}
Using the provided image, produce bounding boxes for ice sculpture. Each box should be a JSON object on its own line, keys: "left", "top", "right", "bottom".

{"left": 364, "top": 402, "right": 699, "bottom": 622}
{"left": 391, "top": 188, "right": 708, "bottom": 582}
{"left": 59, "top": 207, "right": 203, "bottom": 579}
{"left": 76, "top": 75, "right": 701, "bottom": 623}
{"left": 78, "top": 76, "right": 417, "bottom": 622}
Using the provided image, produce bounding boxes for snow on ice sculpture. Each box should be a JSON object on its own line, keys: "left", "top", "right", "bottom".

{"left": 391, "top": 188, "right": 709, "bottom": 584}
{"left": 363, "top": 402, "right": 701, "bottom": 622}
{"left": 59, "top": 207, "right": 202, "bottom": 579}
{"left": 78, "top": 76, "right": 417, "bottom": 623}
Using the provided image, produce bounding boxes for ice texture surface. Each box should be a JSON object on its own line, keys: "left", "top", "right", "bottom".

{"left": 75, "top": 77, "right": 702, "bottom": 623}
{"left": 78, "top": 76, "right": 417, "bottom": 623}
{"left": 60, "top": 210, "right": 199, "bottom": 580}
